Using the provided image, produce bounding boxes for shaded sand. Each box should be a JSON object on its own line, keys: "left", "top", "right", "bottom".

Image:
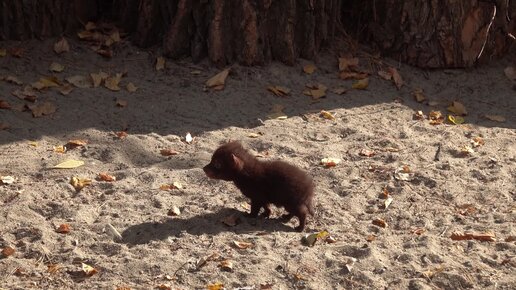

{"left": 0, "top": 39, "right": 515, "bottom": 289}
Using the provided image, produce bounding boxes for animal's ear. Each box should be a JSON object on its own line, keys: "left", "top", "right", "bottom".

{"left": 232, "top": 154, "right": 244, "bottom": 170}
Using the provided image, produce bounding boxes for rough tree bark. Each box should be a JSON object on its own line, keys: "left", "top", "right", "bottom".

{"left": 342, "top": 0, "right": 516, "bottom": 68}
{"left": 0, "top": 0, "right": 513, "bottom": 68}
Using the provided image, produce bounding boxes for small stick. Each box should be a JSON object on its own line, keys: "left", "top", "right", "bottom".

{"left": 434, "top": 143, "right": 442, "bottom": 161}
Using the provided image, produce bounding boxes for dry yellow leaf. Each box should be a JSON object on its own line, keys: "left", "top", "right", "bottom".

{"left": 28, "top": 101, "right": 57, "bottom": 118}
{"left": 54, "top": 37, "right": 70, "bottom": 54}
{"left": 413, "top": 88, "right": 426, "bottom": 102}
{"left": 207, "top": 283, "right": 224, "bottom": 290}
{"left": 352, "top": 78, "right": 369, "bottom": 89}
{"left": 303, "top": 63, "right": 316, "bottom": 74}
{"left": 49, "top": 62, "right": 65, "bottom": 73}
{"left": 156, "top": 56, "right": 165, "bottom": 71}
{"left": 90, "top": 71, "right": 108, "bottom": 88}
{"left": 429, "top": 110, "right": 444, "bottom": 125}
{"left": 67, "top": 75, "right": 92, "bottom": 88}
{"left": 53, "top": 145, "right": 66, "bottom": 153}
{"left": 58, "top": 84, "right": 74, "bottom": 95}
{"left": 105, "top": 73, "right": 122, "bottom": 91}
{"left": 81, "top": 263, "right": 98, "bottom": 276}
{"left": 320, "top": 110, "right": 335, "bottom": 120}
{"left": 447, "top": 101, "right": 467, "bottom": 116}
{"left": 339, "top": 71, "right": 368, "bottom": 80}
{"left": 448, "top": 115, "right": 465, "bottom": 125}
{"left": 126, "top": 82, "right": 138, "bottom": 92}
{"left": 31, "top": 76, "right": 60, "bottom": 90}
{"left": 233, "top": 240, "right": 253, "bottom": 249}
{"left": 70, "top": 176, "right": 92, "bottom": 191}
{"left": 338, "top": 57, "right": 359, "bottom": 71}
{"left": 388, "top": 67, "right": 403, "bottom": 89}
{"left": 206, "top": 69, "right": 230, "bottom": 88}
{"left": 54, "top": 160, "right": 84, "bottom": 169}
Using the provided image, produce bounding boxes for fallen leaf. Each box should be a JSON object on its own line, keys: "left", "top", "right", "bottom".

{"left": 413, "top": 88, "right": 426, "bottom": 103}
{"left": 105, "top": 73, "right": 122, "bottom": 91}
{"left": 221, "top": 214, "right": 240, "bottom": 227}
{"left": 394, "top": 165, "right": 414, "bottom": 181}
{"left": 115, "top": 131, "right": 128, "bottom": 139}
{"left": 1, "top": 175, "right": 15, "bottom": 185}
{"left": 411, "top": 228, "right": 426, "bottom": 235}
{"left": 53, "top": 160, "right": 84, "bottom": 169}
{"left": 66, "top": 139, "right": 87, "bottom": 149}
{"left": 32, "top": 76, "right": 60, "bottom": 90}
{"left": 207, "top": 283, "right": 224, "bottom": 290}
{"left": 484, "top": 114, "right": 506, "bottom": 122}
{"left": 126, "top": 82, "right": 138, "bottom": 92}
{"left": 456, "top": 204, "right": 477, "bottom": 216}
{"left": 320, "top": 157, "right": 341, "bottom": 168}
{"left": 49, "top": 62, "right": 65, "bottom": 73}
{"left": 156, "top": 57, "right": 166, "bottom": 71}
{"left": 53, "top": 145, "right": 66, "bottom": 153}
{"left": 372, "top": 218, "right": 388, "bottom": 228}
{"left": 303, "top": 63, "right": 316, "bottom": 74}
{"left": 54, "top": 37, "right": 70, "bottom": 54}
{"left": 12, "top": 86, "right": 37, "bottom": 101}
{"left": 359, "top": 149, "right": 375, "bottom": 157}
{"left": 233, "top": 240, "right": 253, "bottom": 249}
{"left": 320, "top": 110, "right": 335, "bottom": 120}
{"left": 447, "top": 101, "right": 467, "bottom": 116}
{"left": 56, "top": 224, "right": 71, "bottom": 234}
{"left": 459, "top": 145, "right": 474, "bottom": 156}
{"left": 67, "top": 75, "right": 92, "bottom": 88}
{"left": 332, "top": 87, "right": 347, "bottom": 95}
{"left": 260, "top": 283, "right": 274, "bottom": 290}
{"left": 81, "top": 263, "right": 98, "bottom": 276}
{"left": 382, "top": 196, "right": 393, "bottom": 209}
{"left": 47, "top": 264, "right": 62, "bottom": 274}
{"left": 0, "top": 48, "right": 6, "bottom": 57}
{"left": 302, "top": 230, "right": 329, "bottom": 246}
{"left": 160, "top": 149, "right": 179, "bottom": 156}
{"left": 268, "top": 104, "right": 287, "bottom": 119}
{"left": 58, "top": 84, "right": 74, "bottom": 95}
{"left": 450, "top": 231, "right": 496, "bottom": 242}
{"left": 167, "top": 206, "right": 181, "bottom": 216}
{"left": 338, "top": 57, "right": 359, "bottom": 71}
{"left": 70, "top": 176, "right": 92, "bottom": 191}
{"left": 5, "top": 75, "right": 23, "bottom": 85}
{"left": 303, "top": 83, "right": 327, "bottom": 100}
{"left": 421, "top": 265, "right": 445, "bottom": 279}
{"left": 414, "top": 110, "right": 425, "bottom": 120}
{"left": 352, "top": 78, "right": 369, "bottom": 89}
{"left": 157, "top": 285, "right": 172, "bottom": 290}
{"left": 185, "top": 132, "right": 193, "bottom": 144}
{"left": 505, "top": 236, "right": 516, "bottom": 242}
{"left": 339, "top": 71, "right": 368, "bottom": 80}
{"left": 325, "top": 235, "right": 337, "bottom": 243}
{"left": 366, "top": 235, "right": 376, "bottom": 242}
{"left": 85, "top": 21, "right": 97, "bottom": 31}
{"left": 268, "top": 85, "right": 291, "bottom": 97}
{"left": 504, "top": 66, "right": 516, "bottom": 80}
{"left": 0, "top": 100, "right": 10, "bottom": 109}
{"left": 28, "top": 101, "right": 57, "bottom": 117}
{"left": 116, "top": 98, "right": 127, "bottom": 107}
{"left": 106, "top": 30, "right": 121, "bottom": 46}
{"left": 388, "top": 67, "right": 403, "bottom": 89}
{"left": 247, "top": 132, "right": 263, "bottom": 138}
{"left": 377, "top": 70, "right": 392, "bottom": 80}
{"left": 90, "top": 71, "right": 108, "bottom": 88}
{"left": 448, "top": 115, "right": 465, "bottom": 125}
{"left": 206, "top": 69, "right": 229, "bottom": 88}
{"left": 471, "top": 136, "right": 484, "bottom": 147}
{"left": 219, "top": 260, "right": 233, "bottom": 271}
{"left": 1, "top": 246, "right": 15, "bottom": 257}
{"left": 98, "top": 173, "right": 116, "bottom": 182}
{"left": 429, "top": 110, "right": 444, "bottom": 125}
{"left": 28, "top": 141, "right": 38, "bottom": 147}
{"left": 172, "top": 181, "right": 183, "bottom": 189}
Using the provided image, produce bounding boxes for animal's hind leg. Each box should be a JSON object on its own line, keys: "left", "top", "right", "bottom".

{"left": 294, "top": 206, "right": 309, "bottom": 232}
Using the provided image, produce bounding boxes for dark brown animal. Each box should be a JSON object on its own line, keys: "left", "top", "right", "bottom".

{"left": 203, "top": 141, "right": 315, "bottom": 232}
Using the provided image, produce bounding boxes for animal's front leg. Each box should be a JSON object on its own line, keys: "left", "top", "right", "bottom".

{"left": 260, "top": 204, "right": 272, "bottom": 218}
{"left": 249, "top": 200, "right": 261, "bottom": 218}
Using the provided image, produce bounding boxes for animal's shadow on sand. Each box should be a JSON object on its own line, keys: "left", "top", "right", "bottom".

{"left": 121, "top": 208, "right": 293, "bottom": 245}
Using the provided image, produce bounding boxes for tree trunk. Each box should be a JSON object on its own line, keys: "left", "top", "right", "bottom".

{"left": 0, "top": 0, "right": 513, "bottom": 68}
{"left": 342, "top": 0, "right": 516, "bottom": 68}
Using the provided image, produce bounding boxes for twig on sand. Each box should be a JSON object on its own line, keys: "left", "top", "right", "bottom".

{"left": 439, "top": 226, "right": 449, "bottom": 237}
{"left": 434, "top": 143, "right": 442, "bottom": 161}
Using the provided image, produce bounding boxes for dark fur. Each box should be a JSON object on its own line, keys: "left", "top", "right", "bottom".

{"left": 203, "top": 141, "right": 315, "bottom": 232}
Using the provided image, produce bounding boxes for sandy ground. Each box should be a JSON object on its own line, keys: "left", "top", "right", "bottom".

{"left": 0, "top": 38, "right": 515, "bottom": 290}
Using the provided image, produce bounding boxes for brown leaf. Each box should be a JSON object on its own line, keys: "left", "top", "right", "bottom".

{"left": 1, "top": 246, "right": 15, "bottom": 257}
{"left": 81, "top": 263, "right": 98, "bottom": 276}
{"left": 160, "top": 149, "right": 179, "bottom": 156}
{"left": 47, "top": 264, "right": 62, "bottom": 274}
{"left": 359, "top": 148, "right": 375, "bottom": 157}
{"left": 428, "top": 110, "right": 444, "bottom": 125}
{"left": 303, "top": 63, "right": 316, "bottom": 74}
{"left": 233, "top": 240, "right": 253, "bottom": 249}
{"left": 156, "top": 57, "right": 166, "bottom": 71}
{"left": 351, "top": 78, "right": 369, "bottom": 89}
{"left": 67, "top": 75, "right": 92, "bottom": 88}
{"left": 115, "top": 131, "right": 128, "bottom": 139}
{"left": 372, "top": 218, "right": 388, "bottom": 228}
{"left": 206, "top": 69, "right": 230, "bottom": 88}
{"left": 219, "top": 260, "right": 233, "bottom": 271}
{"left": 54, "top": 37, "right": 70, "bottom": 54}
{"left": 413, "top": 88, "right": 426, "bottom": 103}
{"left": 5, "top": 75, "right": 23, "bottom": 85}
{"left": 0, "top": 100, "right": 11, "bottom": 109}
{"left": 49, "top": 62, "right": 65, "bottom": 73}
{"left": 126, "top": 82, "right": 138, "bottom": 92}
{"left": 414, "top": 110, "right": 425, "bottom": 120}
{"left": 377, "top": 70, "right": 392, "bottom": 80}
{"left": 56, "top": 224, "right": 71, "bottom": 234}
{"left": 116, "top": 98, "right": 127, "bottom": 107}
{"left": 484, "top": 114, "right": 506, "bottom": 122}
{"left": 105, "top": 73, "right": 122, "bottom": 91}
{"left": 332, "top": 87, "right": 347, "bottom": 95}
{"left": 28, "top": 101, "right": 57, "bottom": 117}
{"left": 12, "top": 86, "right": 37, "bottom": 102}
{"left": 58, "top": 84, "right": 74, "bottom": 95}
{"left": 339, "top": 71, "right": 368, "bottom": 80}
{"left": 32, "top": 76, "right": 60, "bottom": 90}
{"left": 447, "top": 101, "right": 467, "bottom": 116}
{"left": 268, "top": 86, "right": 291, "bottom": 97}
{"left": 388, "top": 67, "right": 403, "bottom": 89}
{"left": 338, "top": 57, "right": 359, "bottom": 71}
{"left": 98, "top": 173, "right": 116, "bottom": 182}
{"left": 90, "top": 71, "right": 109, "bottom": 88}
{"left": 450, "top": 231, "right": 496, "bottom": 242}
{"left": 70, "top": 176, "right": 92, "bottom": 191}
{"left": 366, "top": 235, "right": 376, "bottom": 242}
